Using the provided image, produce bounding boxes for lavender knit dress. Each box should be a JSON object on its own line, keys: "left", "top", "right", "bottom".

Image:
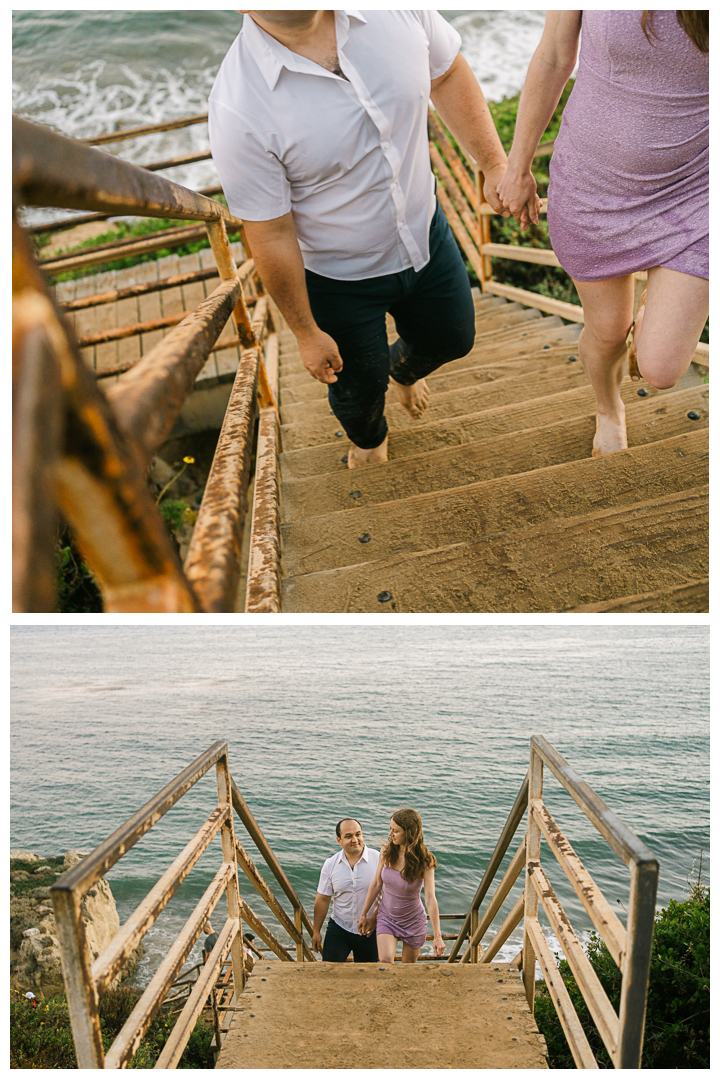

{"left": 376, "top": 866, "right": 428, "bottom": 949}
{"left": 548, "top": 10, "right": 708, "bottom": 282}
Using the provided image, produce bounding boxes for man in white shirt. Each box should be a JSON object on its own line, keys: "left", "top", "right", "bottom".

{"left": 209, "top": 10, "right": 508, "bottom": 467}
{"left": 313, "top": 817, "right": 380, "bottom": 962}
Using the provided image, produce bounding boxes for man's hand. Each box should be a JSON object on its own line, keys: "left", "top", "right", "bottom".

{"left": 482, "top": 162, "right": 510, "bottom": 217}
{"left": 298, "top": 328, "right": 343, "bottom": 384}
{"left": 312, "top": 930, "right": 323, "bottom": 953}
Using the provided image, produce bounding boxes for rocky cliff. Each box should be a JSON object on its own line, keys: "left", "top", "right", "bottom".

{"left": 10, "top": 849, "right": 140, "bottom": 1000}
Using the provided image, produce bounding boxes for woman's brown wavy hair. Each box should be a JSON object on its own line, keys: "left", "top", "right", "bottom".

{"left": 383, "top": 808, "right": 437, "bottom": 883}
{"left": 642, "top": 11, "right": 709, "bottom": 53}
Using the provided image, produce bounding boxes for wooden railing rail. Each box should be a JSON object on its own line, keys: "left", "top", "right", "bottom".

{"left": 450, "top": 738, "right": 657, "bottom": 1069}
{"left": 12, "top": 113, "right": 277, "bottom": 613}
{"left": 523, "top": 735, "right": 658, "bottom": 1068}
{"left": 50, "top": 742, "right": 315, "bottom": 1069}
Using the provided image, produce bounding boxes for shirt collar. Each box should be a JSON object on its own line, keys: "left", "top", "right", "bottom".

{"left": 339, "top": 844, "right": 368, "bottom": 867}
{"left": 243, "top": 10, "right": 367, "bottom": 91}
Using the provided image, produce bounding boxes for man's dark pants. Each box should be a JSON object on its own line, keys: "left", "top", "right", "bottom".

{"left": 305, "top": 202, "right": 476, "bottom": 450}
{"left": 322, "top": 917, "right": 379, "bottom": 963}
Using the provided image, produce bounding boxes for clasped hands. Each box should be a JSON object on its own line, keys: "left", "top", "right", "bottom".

{"left": 356, "top": 913, "right": 377, "bottom": 937}
{"left": 484, "top": 162, "right": 542, "bottom": 232}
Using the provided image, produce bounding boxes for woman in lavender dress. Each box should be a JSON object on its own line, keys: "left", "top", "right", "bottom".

{"left": 358, "top": 808, "right": 444, "bottom": 963}
{"left": 497, "top": 11, "right": 708, "bottom": 456}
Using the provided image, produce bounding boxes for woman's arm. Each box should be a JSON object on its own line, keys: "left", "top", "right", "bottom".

{"left": 424, "top": 867, "right": 444, "bottom": 956}
{"left": 497, "top": 10, "right": 582, "bottom": 228}
{"left": 357, "top": 859, "right": 384, "bottom": 935}
{"left": 430, "top": 53, "right": 507, "bottom": 213}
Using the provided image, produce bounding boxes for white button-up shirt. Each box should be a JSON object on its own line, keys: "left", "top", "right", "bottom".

{"left": 208, "top": 10, "right": 461, "bottom": 280}
{"left": 317, "top": 845, "right": 380, "bottom": 935}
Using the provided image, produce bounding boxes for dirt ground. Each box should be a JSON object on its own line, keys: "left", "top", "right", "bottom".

{"left": 216, "top": 961, "right": 548, "bottom": 1070}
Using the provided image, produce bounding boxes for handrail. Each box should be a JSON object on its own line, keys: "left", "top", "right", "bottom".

{"left": 452, "top": 737, "right": 658, "bottom": 1069}
{"left": 12, "top": 112, "right": 277, "bottom": 613}
{"left": 50, "top": 743, "right": 316, "bottom": 1069}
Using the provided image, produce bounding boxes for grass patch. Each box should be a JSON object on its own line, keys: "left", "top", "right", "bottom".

{"left": 10, "top": 987, "right": 215, "bottom": 1069}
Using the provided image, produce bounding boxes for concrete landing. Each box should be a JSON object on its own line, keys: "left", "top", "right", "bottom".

{"left": 215, "top": 961, "right": 548, "bottom": 1070}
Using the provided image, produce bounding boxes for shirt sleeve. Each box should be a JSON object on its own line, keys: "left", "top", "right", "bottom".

{"left": 415, "top": 10, "right": 462, "bottom": 80}
{"left": 317, "top": 858, "right": 334, "bottom": 897}
{"left": 208, "top": 98, "right": 291, "bottom": 222}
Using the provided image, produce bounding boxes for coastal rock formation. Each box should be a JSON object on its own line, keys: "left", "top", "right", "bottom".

{"left": 10, "top": 851, "right": 139, "bottom": 999}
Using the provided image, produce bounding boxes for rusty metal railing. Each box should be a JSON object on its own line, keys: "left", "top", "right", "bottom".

{"left": 12, "top": 114, "right": 276, "bottom": 613}
{"left": 50, "top": 741, "right": 315, "bottom": 1069}
{"left": 448, "top": 736, "right": 658, "bottom": 1069}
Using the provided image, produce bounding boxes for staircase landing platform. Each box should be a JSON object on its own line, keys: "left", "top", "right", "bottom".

{"left": 216, "top": 961, "right": 548, "bottom": 1069}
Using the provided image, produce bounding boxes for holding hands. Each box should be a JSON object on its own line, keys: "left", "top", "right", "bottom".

{"left": 496, "top": 165, "right": 542, "bottom": 231}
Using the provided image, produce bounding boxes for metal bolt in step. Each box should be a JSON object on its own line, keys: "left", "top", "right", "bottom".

{"left": 341, "top": 455, "right": 349, "bottom": 463}
{"left": 335, "top": 430, "right": 344, "bottom": 438}
{"left": 567, "top": 355, "right": 577, "bottom": 363}
{"left": 637, "top": 388, "right": 649, "bottom": 397}
{"left": 359, "top": 534, "right": 371, "bottom": 544}
{"left": 543, "top": 344, "right": 550, "bottom": 349}
{"left": 377, "top": 592, "right": 393, "bottom": 603}
{"left": 349, "top": 491, "right": 362, "bottom": 500}
{"left": 687, "top": 411, "right": 701, "bottom": 420}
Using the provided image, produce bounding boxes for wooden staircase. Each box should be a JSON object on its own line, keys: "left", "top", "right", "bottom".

{"left": 275, "top": 290, "right": 709, "bottom": 612}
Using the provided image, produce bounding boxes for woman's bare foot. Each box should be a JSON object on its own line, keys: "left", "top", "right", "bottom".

{"left": 389, "top": 376, "right": 430, "bottom": 419}
{"left": 348, "top": 435, "right": 388, "bottom": 469}
{"left": 592, "top": 408, "right": 628, "bottom": 457}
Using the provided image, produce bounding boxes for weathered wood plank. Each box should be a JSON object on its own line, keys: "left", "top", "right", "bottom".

{"left": 282, "top": 487, "right": 709, "bottom": 613}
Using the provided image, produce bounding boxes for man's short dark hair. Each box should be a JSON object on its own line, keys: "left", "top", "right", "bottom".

{"left": 336, "top": 817, "right": 362, "bottom": 838}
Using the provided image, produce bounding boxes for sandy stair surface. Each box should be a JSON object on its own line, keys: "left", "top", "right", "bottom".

{"left": 275, "top": 291, "right": 709, "bottom": 613}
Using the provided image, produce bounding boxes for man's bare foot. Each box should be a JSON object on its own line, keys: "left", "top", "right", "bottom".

{"left": 389, "top": 376, "right": 430, "bottom": 419}
{"left": 592, "top": 409, "right": 628, "bottom": 457}
{"left": 348, "top": 435, "right": 388, "bottom": 469}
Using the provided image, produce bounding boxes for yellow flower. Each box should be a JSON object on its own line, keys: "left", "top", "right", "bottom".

{"left": 183, "top": 456, "right": 195, "bottom": 464}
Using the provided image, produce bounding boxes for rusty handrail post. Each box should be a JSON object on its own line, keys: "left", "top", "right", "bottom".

{"left": 522, "top": 744, "right": 543, "bottom": 1009}
{"left": 12, "top": 214, "right": 201, "bottom": 614}
{"left": 216, "top": 752, "right": 246, "bottom": 1000}
{"left": 616, "top": 858, "right": 658, "bottom": 1066}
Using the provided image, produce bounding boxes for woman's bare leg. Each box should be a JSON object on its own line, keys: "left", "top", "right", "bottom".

{"left": 400, "top": 943, "right": 423, "bottom": 964}
{"left": 633, "top": 266, "right": 708, "bottom": 389}
{"left": 572, "top": 275, "right": 634, "bottom": 456}
{"left": 376, "top": 933, "right": 398, "bottom": 963}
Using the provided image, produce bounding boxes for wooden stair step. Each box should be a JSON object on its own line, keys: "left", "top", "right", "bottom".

{"left": 280, "top": 364, "right": 599, "bottom": 451}
{"left": 281, "top": 486, "right": 709, "bottom": 613}
{"left": 565, "top": 579, "right": 709, "bottom": 612}
{"left": 280, "top": 430, "right": 707, "bottom": 576}
{"left": 278, "top": 343, "right": 583, "bottom": 407}
{"left": 280, "top": 355, "right": 591, "bottom": 427}
{"left": 279, "top": 380, "right": 707, "bottom": 481}
{"left": 277, "top": 326, "right": 582, "bottom": 395}
{"left": 278, "top": 316, "right": 573, "bottom": 377}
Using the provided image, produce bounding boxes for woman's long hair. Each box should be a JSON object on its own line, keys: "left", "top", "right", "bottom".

{"left": 641, "top": 11, "right": 709, "bottom": 53}
{"left": 383, "top": 808, "right": 437, "bottom": 883}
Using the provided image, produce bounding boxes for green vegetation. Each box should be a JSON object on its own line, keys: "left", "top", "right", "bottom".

{"left": 33, "top": 193, "right": 240, "bottom": 283}
{"left": 10, "top": 987, "right": 214, "bottom": 1069}
{"left": 54, "top": 530, "right": 102, "bottom": 613}
{"left": 533, "top": 880, "right": 710, "bottom": 1069}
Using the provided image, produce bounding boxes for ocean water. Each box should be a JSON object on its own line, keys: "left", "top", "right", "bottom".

{"left": 12, "top": 9, "right": 548, "bottom": 226}
{"left": 10, "top": 625, "right": 709, "bottom": 986}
